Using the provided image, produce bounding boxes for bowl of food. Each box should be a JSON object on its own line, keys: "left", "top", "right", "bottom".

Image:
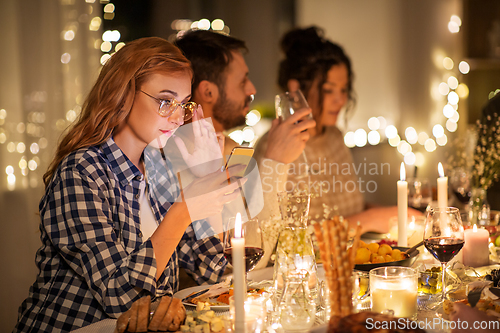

{"left": 418, "top": 265, "right": 442, "bottom": 295}
{"left": 353, "top": 241, "right": 419, "bottom": 272}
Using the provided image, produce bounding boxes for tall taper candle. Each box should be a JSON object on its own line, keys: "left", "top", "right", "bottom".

{"left": 232, "top": 213, "right": 246, "bottom": 331}
{"left": 398, "top": 162, "right": 408, "bottom": 247}
{"left": 437, "top": 163, "right": 448, "bottom": 209}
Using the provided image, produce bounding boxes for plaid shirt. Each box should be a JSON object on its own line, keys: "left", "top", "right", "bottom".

{"left": 14, "top": 137, "right": 227, "bottom": 333}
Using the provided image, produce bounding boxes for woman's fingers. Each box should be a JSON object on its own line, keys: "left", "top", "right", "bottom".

{"left": 192, "top": 105, "right": 203, "bottom": 138}
{"left": 174, "top": 136, "right": 191, "bottom": 161}
{"left": 216, "top": 133, "right": 225, "bottom": 155}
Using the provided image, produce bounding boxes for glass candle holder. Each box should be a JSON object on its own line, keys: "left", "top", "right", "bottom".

{"left": 229, "top": 295, "right": 266, "bottom": 332}
{"left": 370, "top": 266, "right": 418, "bottom": 319}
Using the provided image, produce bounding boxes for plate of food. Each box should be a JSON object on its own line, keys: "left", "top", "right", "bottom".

{"left": 174, "top": 285, "right": 231, "bottom": 311}
{"left": 353, "top": 241, "right": 420, "bottom": 272}
{"left": 173, "top": 283, "right": 267, "bottom": 311}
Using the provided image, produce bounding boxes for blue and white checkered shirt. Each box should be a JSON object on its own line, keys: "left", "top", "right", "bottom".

{"left": 14, "top": 137, "right": 227, "bottom": 333}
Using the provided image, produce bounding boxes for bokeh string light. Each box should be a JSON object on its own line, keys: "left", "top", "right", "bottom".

{"left": 342, "top": 14, "right": 474, "bottom": 168}
{"left": 0, "top": 1, "right": 101, "bottom": 190}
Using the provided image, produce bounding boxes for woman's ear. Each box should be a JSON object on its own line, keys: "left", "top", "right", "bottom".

{"left": 287, "top": 79, "right": 300, "bottom": 92}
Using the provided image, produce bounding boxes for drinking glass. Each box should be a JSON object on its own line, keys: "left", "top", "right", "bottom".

{"left": 423, "top": 207, "right": 465, "bottom": 304}
{"left": 449, "top": 167, "right": 472, "bottom": 205}
{"left": 407, "top": 178, "right": 432, "bottom": 212}
{"left": 223, "top": 217, "right": 264, "bottom": 281}
{"left": 275, "top": 90, "right": 313, "bottom": 179}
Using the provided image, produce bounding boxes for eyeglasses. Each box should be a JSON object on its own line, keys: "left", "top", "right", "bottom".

{"left": 139, "top": 90, "right": 196, "bottom": 121}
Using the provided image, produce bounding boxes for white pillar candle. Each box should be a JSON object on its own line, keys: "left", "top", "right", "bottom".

{"left": 398, "top": 162, "right": 408, "bottom": 247}
{"left": 463, "top": 224, "right": 490, "bottom": 267}
{"left": 232, "top": 213, "right": 246, "bottom": 331}
{"left": 370, "top": 267, "right": 418, "bottom": 318}
{"left": 437, "top": 163, "right": 448, "bottom": 210}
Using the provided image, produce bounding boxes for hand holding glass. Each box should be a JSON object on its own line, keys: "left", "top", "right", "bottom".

{"left": 275, "top": 90, "right": 313, "bottom": 178}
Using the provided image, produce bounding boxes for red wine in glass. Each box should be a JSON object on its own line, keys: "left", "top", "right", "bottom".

{"left": 224, "top": 247, "right": 264, "bottom": 272}
{"left": 423, "top": 207, "right": 464, "bottom": 305}
{"left": 424, "top": 237, "right": 465, "bottom": 262}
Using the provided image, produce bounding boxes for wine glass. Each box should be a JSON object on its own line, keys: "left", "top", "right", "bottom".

{"left": 275, "top": 90, "right": 313, "bottom": 179}
{"left": 423, "top": 207, "right": 464, "bottom": 305}
{"left": 449, "top": 167, "right": 472, "bottom": 206}
{"left": 407, "top": 178, "right": 432, "bottom": 212}
{"left": 223, "top": 217, "right": 264, "bottom": 282}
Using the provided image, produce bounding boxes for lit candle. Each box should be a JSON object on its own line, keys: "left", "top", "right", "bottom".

{"left": 407, "top": 217, "right": 425, "bottom": 248}
{"left": 463, "top": 224, "right": 490, "bottom": 267}
{"left": 437, "top": 163, "right": 448, "bottom": 209}
{"left": 232, "top": 213, "right": 246, "bottom": 331}
{"left": 398, "top": 162, "right": 408, "bottom": 247}
{"left": 370, "top": 267, "right": 418, "bottom": 318}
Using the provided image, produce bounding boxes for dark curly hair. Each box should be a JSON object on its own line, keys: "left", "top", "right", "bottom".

{"left": 278, "top": 26, "right": 355, "bottom": 127}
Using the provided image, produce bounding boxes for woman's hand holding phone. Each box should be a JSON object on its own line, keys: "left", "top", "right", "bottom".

{"left": 174, "top": 105, "right": 225, "bottom": 178}
{"left": 181, "top": 164, "right": 247, "bottom": 222}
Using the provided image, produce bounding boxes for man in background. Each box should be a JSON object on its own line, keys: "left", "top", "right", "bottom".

{"left": 175, "top": 30, "right": 316, "bottom": 269}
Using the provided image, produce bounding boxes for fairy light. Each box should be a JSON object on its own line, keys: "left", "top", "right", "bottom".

{"left": 404, "top": 152, "right": 416, "bottom": 165}
{"left": 385, "top": 125, "right": 398, "bottom": 139}
{"left": 344, "top": 131, "right": 355, "bottom": 148}
{"left": 388, "top": 135, "right": 401, "bottom": 147}
{"left": 367, "top": 131, "right": 381, "bottom": 145}
{"left": 367, "top": 117, "right": 380, "bottom": 130}
{"left": 443, "top": 57, "right": 454, "bottom": 70}
{"left": 405, "top": 127, "right": 418, "bottom": 144}
{"left": 446, "top": 119, "right": 458, "bottom": 132}
{"left": 354, "top": 129, "right": 367, "bottom": 147}
{"left": 458, "top": 61, "right": 470, "bottom": 74}
{"left": 447, "top": 76, "right": 459, "bottom": 90}
{"left": 438, "top": 82, "right": 450, "bottom": 95}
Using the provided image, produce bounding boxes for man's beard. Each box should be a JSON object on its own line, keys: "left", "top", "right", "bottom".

{"left": 212, "top": 89, "right": 252, "bottom": 130}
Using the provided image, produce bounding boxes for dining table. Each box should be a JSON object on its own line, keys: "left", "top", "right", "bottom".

{"left": 70, "top": 246, "right": 500, "bottom": 333}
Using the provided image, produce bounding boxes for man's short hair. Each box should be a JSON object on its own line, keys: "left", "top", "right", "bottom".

{"left": 175, "top": 30, "right": 247, "bottom": 91}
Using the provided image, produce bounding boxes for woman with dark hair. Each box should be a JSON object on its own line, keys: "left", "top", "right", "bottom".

{"left": 255, "top": 26, "right": 411, "bottom": 242}
{"left": 14, "top": 37, "right": 241, "bottom": 332}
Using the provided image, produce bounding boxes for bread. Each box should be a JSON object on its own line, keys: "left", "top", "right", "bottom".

{"left": 136, "top": 296, "right": 151, "bottom": 332}
{"left": 148, "top": 296, "right": 172, "bottom": 331}
{"left": 328, "top": 312, "right": 426, "bottom": 333}
{"left": 115, "top": 295, "right": 186, "bottom": 332}
{"left": 159, "top": 297, "right": 182, "bottom": 331}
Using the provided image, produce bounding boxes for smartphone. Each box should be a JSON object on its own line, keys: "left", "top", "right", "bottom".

{"left": 224, "top": 146, "right": 254, "bottom": 177}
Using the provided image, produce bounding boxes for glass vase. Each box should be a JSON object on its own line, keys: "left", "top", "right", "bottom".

{"left": 467, "top": 188, "right": 490, "bottom": 226}
{"left": 279, "top": 271, "right": 316, "bottom": 332}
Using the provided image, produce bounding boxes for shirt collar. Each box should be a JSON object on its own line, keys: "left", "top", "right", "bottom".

{"left": 100, "top": 136, "right": 142, "bottom": 187}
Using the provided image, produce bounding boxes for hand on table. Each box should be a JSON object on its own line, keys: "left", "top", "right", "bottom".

{"left": 348, "top": 206, "right": 423, "bottom": 234}
{"left": 264, "top": 107, "right": 316, "bottom": 163}
{"left": 450, "top": 302, "right": 499, "bottom": 333}
{"left": 175, "top": 105, "right": 224, "bottom": 178}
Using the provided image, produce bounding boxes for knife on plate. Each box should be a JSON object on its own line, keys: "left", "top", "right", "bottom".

{"left": 182, "top": 288, "right": 211, "bottom": 303}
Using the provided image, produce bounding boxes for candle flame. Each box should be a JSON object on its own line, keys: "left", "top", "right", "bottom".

{"left": 409, "top": 221, "right": 415, "bottom": 230}
{"left": 400, "top": 162, "right": 406, "bottom": 181}
{"left": 473, "top": 224, "right": 477, "bottom": 232}
{"left": 234, "top": 212, "right": 242, "bottom": 238}
{"left": 438, "top": 162, "right": 445, "bottom": 177}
